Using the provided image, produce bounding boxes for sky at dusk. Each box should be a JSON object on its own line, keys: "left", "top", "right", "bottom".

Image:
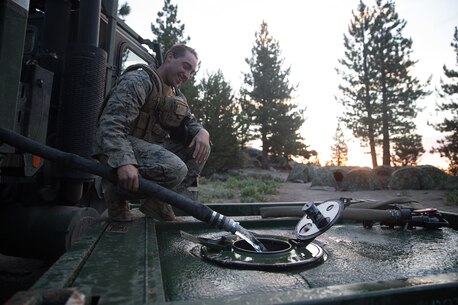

{"left": 123, "top": 0, "right": 458, "bottom": 169}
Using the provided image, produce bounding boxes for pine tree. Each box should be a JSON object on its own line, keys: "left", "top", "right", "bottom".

{"left": 240, "top": 21, "right": 302, "bottom": 168}
{"left": 391, "top": 133, "right": 425, "bottom": 166}
{"left": 431, "top": 27, "right": 458, "bottom": 175}
{"left": 337, "top": 0, "right": 429, "bottom": 167}
{"left": 236, "top": 96, "right": 257, "bottom": 149}
{"left": 269, "top": 106, "right": 310, "bottom": 160}
{"left": 118, "top": 2, "right": 131, "bottom": 20}
{"left": 150, "top": 0, "right": 190, "bottom": 54}
{"left": 372, "top": 0, "right": 429, "bottom": 166}
{"left": 337, "top": 1, "right": 379, "bottom": 167}
{"left": 329, "top": 121, "right": 348, "bottom": 166}
{"left": 192, "top": 71, "right": 242, "bottom": 174}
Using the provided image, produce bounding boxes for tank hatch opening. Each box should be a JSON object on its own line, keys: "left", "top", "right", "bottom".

{"left": 182, "top": 200, "right": 344, "bottom": 271}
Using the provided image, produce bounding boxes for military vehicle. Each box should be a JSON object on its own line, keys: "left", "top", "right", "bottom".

{"left": 0, "top": 0, "right": 161, "bottom": 259}
{"left": 1, "top": 0, "right": 458, "bottom": 304}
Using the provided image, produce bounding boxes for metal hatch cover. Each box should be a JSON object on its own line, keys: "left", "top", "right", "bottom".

{"left": 294, "top": 199, "right": 345, "bottom": 241}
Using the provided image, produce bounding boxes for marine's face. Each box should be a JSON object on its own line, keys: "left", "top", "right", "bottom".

{"left": 165, "top": 51, "right": 197, "bottom": 87}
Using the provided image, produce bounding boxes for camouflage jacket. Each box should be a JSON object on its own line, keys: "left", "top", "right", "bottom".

{"left": 93, "top": 67, "right": 202, "bottom": 169}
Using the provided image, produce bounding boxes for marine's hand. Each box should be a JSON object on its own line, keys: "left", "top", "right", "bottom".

{"left": 189, "top": 128, "right": 210, "bottom": 163}
{"left": 117, "top": 164, "right": 139, "bottom": 192}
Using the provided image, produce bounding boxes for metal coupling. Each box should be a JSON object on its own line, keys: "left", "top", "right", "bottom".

{"left": 209, "top": 211, "right": 240, "bottom": 234}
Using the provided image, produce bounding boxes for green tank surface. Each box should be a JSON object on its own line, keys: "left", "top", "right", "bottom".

{"left": 7, "top": 208, "right": 458, "bottom": 305}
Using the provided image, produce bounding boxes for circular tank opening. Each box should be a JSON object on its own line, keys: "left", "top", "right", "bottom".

{"left": 200, "top": 237, "right": 326, "bottom": 271}
{"left": 233, "top": 237, "right": 292, "bottom": 254}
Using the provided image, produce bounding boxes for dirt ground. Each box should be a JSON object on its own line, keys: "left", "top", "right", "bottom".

{"left": 244, "top": 168, "right": 458, "bottom": 214}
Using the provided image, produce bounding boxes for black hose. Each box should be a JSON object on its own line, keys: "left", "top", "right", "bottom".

{"left": 0, "top": 128, "right": 240, "bottom": 233}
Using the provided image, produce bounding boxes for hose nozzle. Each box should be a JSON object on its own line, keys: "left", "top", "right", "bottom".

{"left": 208, "top": 211, "right": 241, "bottom": 234}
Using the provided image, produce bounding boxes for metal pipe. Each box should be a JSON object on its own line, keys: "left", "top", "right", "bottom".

{"left": 43, "top": 0, "right": 71, "bottom": 57}
{"left": 78, "top": 0, "right": 101, "bottom": 47}
{"left": 0, "top": 127, "right": 241, "bottom": 234}
{"left": 260, "top": 205, "right": 404, "bottom": 222}
{"left": 260, "top": 205, "right": 449, "bottom": 228}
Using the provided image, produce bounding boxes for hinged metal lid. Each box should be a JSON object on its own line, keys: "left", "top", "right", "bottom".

{"left": 294, "top": 199, "right": 345, "bottom": 242}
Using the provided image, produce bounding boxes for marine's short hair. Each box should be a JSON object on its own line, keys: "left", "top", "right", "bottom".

{"left": 165, "top": 44, "right": 198, "bottom": 61}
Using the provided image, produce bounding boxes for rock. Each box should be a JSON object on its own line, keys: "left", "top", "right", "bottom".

{"left": 287, "top": 164, "right": 308, "bottom": 183}
{"left": 372, "top": 166, "right": 393, "bottom": 189}
{"left": 330, "top": 167, "right": 350, "bottom": 190}
{"left": 444, "top": 175, "right": 458, "bottom": 190}
{"left": 389, "top": 166, "right": 452, "bottom": 190}
{"left": 342, "top": 167, "right": 383, "bottom": 191}
{"left": 311, "top": 167, "right": 337, "bottom": 188}
{"left": 417, "top": 165, "right": 450, "bottom": 189}
{"left": 286, "top": 164, "right": 321, "bottom": 183}
{"left": 389, "top": 167, "right": 422, "bottom": 190}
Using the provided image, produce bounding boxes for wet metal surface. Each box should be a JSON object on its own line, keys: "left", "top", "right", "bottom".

{"left": 28, "top": 215, "right": 458, "bottom": 304}
{"left": 156, "top": 221, "right": 458, "bottom": 302}
{"left": 304, "top": 224, "right": 458, "bottom": 287}
{"left": 157, "top": 226, "right": 312, "bottom": 301}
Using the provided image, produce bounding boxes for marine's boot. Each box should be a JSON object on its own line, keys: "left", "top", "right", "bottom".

{"left": 103, "top": 181, "right": 134, "bottom": 222}
{"left": 140, "top": 198, "right": 176, "bottom": 221}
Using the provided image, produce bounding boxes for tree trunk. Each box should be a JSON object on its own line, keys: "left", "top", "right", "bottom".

{"left": 380, "top": 59, "right": 391, "bottom": 166}
{"left": 261, "top": 131, "right": 269, "bottom": 169}
{"left": 363, "top": 71, "right": 378, "bottom": 167}
{"left": 362, "top": 38, "right": 378, "bottom": 168}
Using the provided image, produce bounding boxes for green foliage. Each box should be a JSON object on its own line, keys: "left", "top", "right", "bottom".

{"left": 446, "top": 189, "right": 458, "bottom": 206}
{"left": 329, "top": 120, "right": 348, "bottom": 166}
{"left": 199, "top": 173, "right": 282, "bottom": 203}
{"left": 118, "top": 2, "right": 131, "bottom": 19}
{"left": 240, "top": 21, "right": 308, "bottom": 168}
{"left": 391, "top": 132, "right": 425, "bottom": 166}
{"left": 372, "top": 0, "right": 430, "bottom": 166}
{"left": 150, "top": 0, "right": 190, "bottom": 54}
{"left": 337, "top": 0, "right": 430, "bottom": 167}
{"left": 269, "top": 106, "right": 312, "bottom": 160}
{"left": 235, "top": 96, "right": 256, "bottom": 149}
{"left": 192, "top": 71, "right": 243, "bottom": 175}
{"left": 336, "top": 1, "right": 379, "bottom": 167}
{"left": 431, "top": 27, "right": 458, "bottom": 176}
{"left": 198, "top": 178, "right": 235, "bottom": 204}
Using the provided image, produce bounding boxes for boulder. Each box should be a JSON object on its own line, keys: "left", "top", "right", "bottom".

{"left": 310, "top": 166, "right": 338, "bottom": 188}
{"left": 389, "top": 167, "right": 422, "bottom": 190}
{"left": 372, "top": 166, "right": 393, "bottom": 189}
{"left": 330, "top": 167, "right": 350, "bottom": 190}
{"left": 417, "top": 165, "right": 450, "bottom": 189}
{"left": 389, "top": 165, "right": 451, "bottom": 190}
{"left": 342, "top": 167, "right": 383, "bottom": 191}
{"left": 444, "top": 175, "right": 458, "bottom": 190}
{"left": 287, "top": 164, "right": 308, "bottom": 183}
{"left": 286, "top": 164, "right": 320, "bottom": 183}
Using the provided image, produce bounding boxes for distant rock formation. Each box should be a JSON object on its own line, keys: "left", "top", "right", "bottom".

{"left": 286, "top": 164, "right": 457, "bottom": 191}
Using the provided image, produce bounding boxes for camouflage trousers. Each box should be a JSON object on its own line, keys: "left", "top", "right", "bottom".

{"left": 129, "top": 136, "right": 208, "bottom": 197}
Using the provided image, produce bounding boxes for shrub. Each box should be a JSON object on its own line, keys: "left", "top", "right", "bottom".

{"left": 446, "top": 190, "right": 458, "bottom": 206}
{"left": 199, "top": 172, "right": 281, "bottom": 203}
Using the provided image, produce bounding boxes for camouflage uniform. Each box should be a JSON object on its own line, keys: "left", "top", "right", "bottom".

{"left": 93, "top": 66, "right": 207, "bottom": 218}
